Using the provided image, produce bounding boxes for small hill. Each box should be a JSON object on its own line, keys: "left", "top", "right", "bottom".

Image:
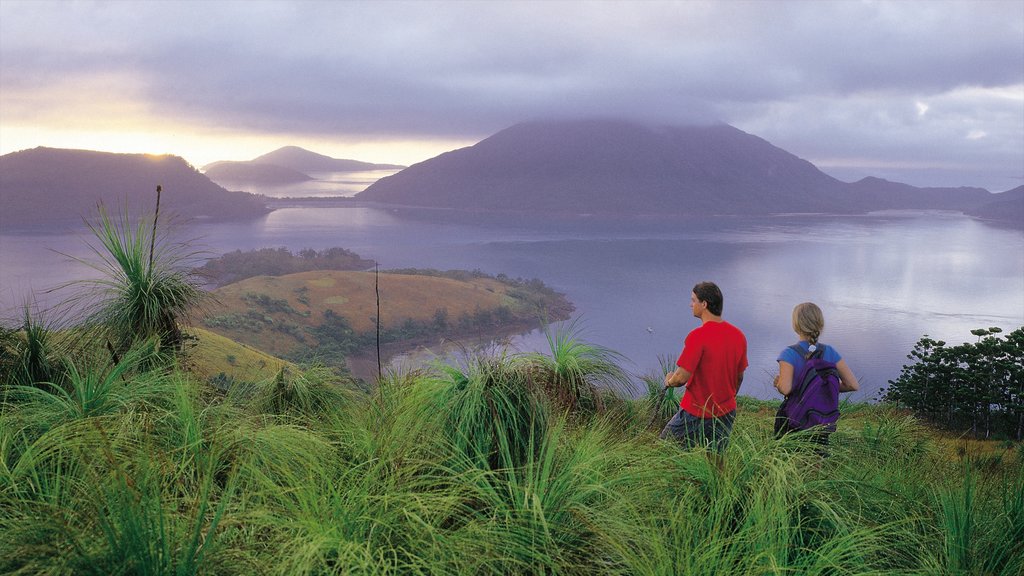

{"left": 202, "top": 146, "right": 405, "bottom": 188}
{"left": 964, "top": 185, "right": 1024, "bottom": 227}
{"left": 844, "top": 176, "right": 992, "bottom": 212}
{"left": 0, "top": 147, "right": 270, "bottom": 228}
{"left": 252, "top": 146, "right": 405, "bottom": 172}
{"left": 357, "top": 119, "right": 995, "bottom": 216}
{"left": 202, "top": 161, "right": 313, "bottom": 184}
{"left": 182, "top": 326, "right": 292, "bottom": 387}
{"left": 199, "top": 269, "right": 573, "bottom": 376}
{"left": 202, "top": 146, "right": 404, "bottom": 178}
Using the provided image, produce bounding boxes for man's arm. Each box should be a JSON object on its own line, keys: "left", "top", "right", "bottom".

{"left": 664, "top": 366, "right": 692, "bottom": 388}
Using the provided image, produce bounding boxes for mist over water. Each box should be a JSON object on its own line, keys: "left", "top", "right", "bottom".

{"left": 2, "top": 204, "right": 1021, "bottom": 402}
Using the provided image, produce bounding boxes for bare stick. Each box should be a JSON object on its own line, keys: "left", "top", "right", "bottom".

{"left": 375, "top": 262, "right": 382, "bottom": 382}
{"left": 149, "top": 184, "right": 162, "bottom": 272}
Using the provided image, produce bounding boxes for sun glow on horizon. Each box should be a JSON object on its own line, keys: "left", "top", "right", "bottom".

{"left": 0, "top": 123, "right": 476, "bottom": 169}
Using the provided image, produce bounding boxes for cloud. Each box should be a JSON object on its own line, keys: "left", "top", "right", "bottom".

{"left": 1, "top": 0, "right": 1022, "bottom": 189}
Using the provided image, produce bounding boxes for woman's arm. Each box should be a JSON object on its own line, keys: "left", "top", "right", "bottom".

{"left": 836, "top": 359, "right": 859, "bottom": 392}
{"left": 774, "top": 361, "right": 794, "bottom": 396}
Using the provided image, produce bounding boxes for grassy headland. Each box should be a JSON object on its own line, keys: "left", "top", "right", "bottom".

{"left": 199, "top": 268, "right": 573, "bottom": 380}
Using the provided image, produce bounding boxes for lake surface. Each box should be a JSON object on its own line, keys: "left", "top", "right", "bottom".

{"left": 213, "top": 169, "right": 402, "bottom": 198}
{"left": 2, "top": 204, "right": 1021, "bottom": 402}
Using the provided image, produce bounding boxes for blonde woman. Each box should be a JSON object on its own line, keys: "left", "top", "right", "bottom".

{"left": 773, "top": 302, "right": 859, "bottom": 446}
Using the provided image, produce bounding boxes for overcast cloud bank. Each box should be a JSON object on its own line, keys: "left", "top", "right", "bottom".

{"left": 1, "top": 0, "right": 1021, "bottom": 191}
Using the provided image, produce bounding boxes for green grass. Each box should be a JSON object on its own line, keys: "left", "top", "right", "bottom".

{"left": 2, "top": 345, "right": 1021, "bottom": 575}
{"left": 62, "top": 203, "right": 205, "bottom": 357}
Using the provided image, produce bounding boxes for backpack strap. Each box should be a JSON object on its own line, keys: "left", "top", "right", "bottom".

{"left": 789, "top": 343, "right": 825, "bottom": 361}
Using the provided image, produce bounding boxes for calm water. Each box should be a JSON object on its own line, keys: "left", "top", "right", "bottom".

{"left": 212, "top": 169, "right": 402, "bottom": 198}
{"left": 2, "top": 205, "right": 1021, "bottom": 402}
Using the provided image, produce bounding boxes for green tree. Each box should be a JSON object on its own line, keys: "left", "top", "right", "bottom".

{"left": 884, "top": 327, "right": 1024, "bottom": 439}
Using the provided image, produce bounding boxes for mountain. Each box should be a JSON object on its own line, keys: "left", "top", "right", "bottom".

{"left": 0, "top": 147, "right": 270, "bottom": 228}
{"left": 357, "top": 119, "right": 995, "bottom": 216}
{"left": 253, "top": 146, "right": 405, "bottom": 172}
{"left": 201, "top": 146, "right": 405, "bottom": 187}
{"left": 964, "top": 185, "right": 1024, "bottom": 227}
{"left": 203, "top": 161, "right": 313, "bottom": 184}
{"left": 203, "top": 146, "right": 404, "bottom": 175}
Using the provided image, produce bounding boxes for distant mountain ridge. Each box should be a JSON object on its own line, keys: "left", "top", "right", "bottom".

{"left": 357, "top": 119, "right": 999, "bottom": 217}
{"left": 1, "top": 147, "right": 270, "bottom": 228}
{"left": 203, "top": 146, "right": 405, "bottom": 185}
{"left": 201, "top": 161, "right": 313, "bottom": 185}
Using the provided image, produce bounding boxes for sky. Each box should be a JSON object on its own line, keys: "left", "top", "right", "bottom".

{"left": 1, "top": 0, "right": 1022, "bottom": 192}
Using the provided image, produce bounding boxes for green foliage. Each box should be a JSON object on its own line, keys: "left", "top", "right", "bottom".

{"left": 423, "top": 350, "right": 548, "bottom": 470}
{"left": 0, "top": 306, "right": 71, "bottom": 391}
{"left": 197, "top": 246, "right": 375, "bottom": 287}
{"left": 884, "top": 326, "right": 1024, "bottom": 439}
{"left": 2, "top": 332, "right": 1021, "bottom": 574}
{"left": 66, "top": 203, "right": 205, "bottom": 357}
{"left": 524, "top": 319, "right": 635, "bottom": 416}
{"left": 291, "top": 308, "right": 364, "bottom": 368}
{"left": 204, "top": 310, "right": 270, "bottom": 332}
{"left": 292, "top": 304, "right": 530, "bottom": 370}
{"left": 930, "top": 460, "right": 1024, "bottom": 575}
{"left": 229, "top": 364, "right": 358, "bottom": 418}
{"left": 386, "top": 268, "right": 575, "bottom": 319}
{"left": 638, "top": 354, "right": 681, "bottom": 431}
{"left": 242, "top": 291, "right": 300, "bottom": 315}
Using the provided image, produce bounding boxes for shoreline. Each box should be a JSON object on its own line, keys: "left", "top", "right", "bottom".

{"left": 344, "top": 320, "right": 549, "bottom": 384}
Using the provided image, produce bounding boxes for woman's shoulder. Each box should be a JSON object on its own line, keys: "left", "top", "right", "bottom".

{"left": 777, "top": 343, "right": 805, "bottom": 363}
{"left": 821, "top": 343, "right": 842, "bottom": 362}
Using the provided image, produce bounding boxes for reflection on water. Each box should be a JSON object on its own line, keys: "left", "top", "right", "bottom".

{"left": 212, "top": 169, "right": 402, "bottom": 198}
{"left": 2, "top": 207, "right": 1021, "bottom": 402}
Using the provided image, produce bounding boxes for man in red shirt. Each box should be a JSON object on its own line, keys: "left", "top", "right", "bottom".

{"left": 660, "top": 281, "right": 748, "bottom": 453}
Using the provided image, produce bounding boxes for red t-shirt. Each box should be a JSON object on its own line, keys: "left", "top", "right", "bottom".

{"left": 676, "top": 320, "right": 748, "bottom": 418}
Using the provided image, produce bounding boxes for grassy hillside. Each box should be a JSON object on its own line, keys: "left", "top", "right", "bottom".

{"left": 2, "top": 341, "right": 1020, "bottom": 575}
{"left": 181, "top": 326, "right": 292, "bottom": 387}
{"left": 199, "top": 269, "right": 572, "bottom": 371}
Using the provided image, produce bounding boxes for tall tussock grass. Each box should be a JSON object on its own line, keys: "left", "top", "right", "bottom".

{"left": 2, "top": 336, "right": 1021, "bottom": 574}
{"left": 59, "top": 203, "right": 206, "bottom": 360}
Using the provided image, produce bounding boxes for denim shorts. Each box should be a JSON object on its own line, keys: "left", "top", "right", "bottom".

{"left": 660, "top": 408, "right": 736, "bottom": 453}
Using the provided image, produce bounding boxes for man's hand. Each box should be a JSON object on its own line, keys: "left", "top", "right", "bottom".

{"left": 664, "top": 366, "right": 692, "bottom": 388}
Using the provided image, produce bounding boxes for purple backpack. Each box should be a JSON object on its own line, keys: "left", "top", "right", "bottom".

{"left": 774, "top": 344, "right": 841, "bottom": 436}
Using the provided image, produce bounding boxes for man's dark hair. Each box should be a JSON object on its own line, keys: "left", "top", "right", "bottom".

{"left": 693, "top": 281, "right": 723, "bottom": 316}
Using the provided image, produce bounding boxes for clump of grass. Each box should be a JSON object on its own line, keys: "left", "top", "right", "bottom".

{"left": 524, "top": 318, "right": 635, "bottom": 417}
{"left": 420, "top": 349, "right": 548, "bottom": 471}
{"left": 1, "top": 304, "right": 73, "bottom": 391}
{"left": 230, "top": 363, "right": 357, "bottom": 418}
{"left": 63, "top": 203, "right": 205, "bottom": 359}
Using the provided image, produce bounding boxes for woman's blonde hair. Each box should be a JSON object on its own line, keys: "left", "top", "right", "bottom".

{"left": 792, "top": 302, "right": 825, "bottom": 345}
